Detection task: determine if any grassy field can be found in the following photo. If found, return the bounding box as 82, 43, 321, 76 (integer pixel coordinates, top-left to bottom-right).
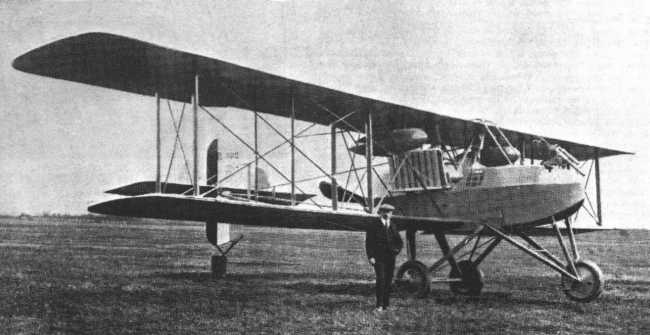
0, 216, 648, 334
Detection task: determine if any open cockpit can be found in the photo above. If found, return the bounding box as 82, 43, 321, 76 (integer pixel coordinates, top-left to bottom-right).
349, 119, 586, 196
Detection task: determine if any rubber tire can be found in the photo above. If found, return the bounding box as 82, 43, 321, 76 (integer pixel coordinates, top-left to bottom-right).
211, 255, 227, 279
449, 260, 484, 296
561, 260, 603, 303
395, 260, 431, 298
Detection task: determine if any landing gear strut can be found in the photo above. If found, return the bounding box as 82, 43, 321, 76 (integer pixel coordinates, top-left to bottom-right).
396, 227, 493, 298
395, 217, 603, 302
480, 217, 604, 302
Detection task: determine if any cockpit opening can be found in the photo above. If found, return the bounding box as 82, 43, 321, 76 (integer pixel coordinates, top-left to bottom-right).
455, 121, 521, 168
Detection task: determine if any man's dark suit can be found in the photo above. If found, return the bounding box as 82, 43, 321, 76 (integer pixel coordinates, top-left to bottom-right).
365, 218, 403, 308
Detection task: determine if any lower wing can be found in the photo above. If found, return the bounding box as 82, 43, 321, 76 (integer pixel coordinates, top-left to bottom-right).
105, 180, 316, 205
88, 194, 471, 232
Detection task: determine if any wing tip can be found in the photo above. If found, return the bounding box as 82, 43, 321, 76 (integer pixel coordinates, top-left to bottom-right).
599, 148, 634, 159
87, 200, 116, 216
11, 54, 28, 72
12, 31, 131, 73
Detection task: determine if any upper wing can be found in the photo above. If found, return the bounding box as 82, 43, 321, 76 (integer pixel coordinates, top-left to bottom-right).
87, 194, 470, 232
13, 32, 631, 160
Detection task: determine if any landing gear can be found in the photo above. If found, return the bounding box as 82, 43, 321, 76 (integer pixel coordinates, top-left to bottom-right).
449, 260, 484, 296
206, 221, 243, 279
395, 227, 493, 298
395, 216, 604, 302
482, 217, 605, 303
395, 260, 430, 298
561, 260, 603, 302
211, 254, 228, 279
395, 230, 431, 298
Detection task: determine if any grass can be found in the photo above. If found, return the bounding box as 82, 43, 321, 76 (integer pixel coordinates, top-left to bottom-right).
0, 217, 648, 334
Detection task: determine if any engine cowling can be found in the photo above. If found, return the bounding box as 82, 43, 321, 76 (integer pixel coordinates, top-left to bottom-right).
349, 128, 428, 156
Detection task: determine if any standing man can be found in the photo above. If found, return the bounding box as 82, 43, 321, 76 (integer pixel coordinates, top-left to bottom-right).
366, 203, 403, 312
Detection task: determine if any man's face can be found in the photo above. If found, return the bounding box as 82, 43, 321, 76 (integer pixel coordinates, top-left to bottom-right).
380, 211, 392, 221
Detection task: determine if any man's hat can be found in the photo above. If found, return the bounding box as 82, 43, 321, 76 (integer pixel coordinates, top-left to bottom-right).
378, 203, 395, 213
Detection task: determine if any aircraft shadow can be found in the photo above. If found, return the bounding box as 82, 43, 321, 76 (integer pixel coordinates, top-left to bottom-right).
281, 279, 641, 311
148, 271, 369, 283
230, 260, 297, 267
607, 278, 650, 287
151, 272, 213, 282
282, 281, 374, 296
143, 272, 648, 310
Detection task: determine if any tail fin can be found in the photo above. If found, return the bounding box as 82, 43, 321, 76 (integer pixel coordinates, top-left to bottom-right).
254, 167, 270, 190
207, 139, 219, 185
206, 140, 232, 250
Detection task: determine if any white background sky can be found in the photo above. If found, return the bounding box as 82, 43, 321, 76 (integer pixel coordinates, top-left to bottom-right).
1, 0, 648, 228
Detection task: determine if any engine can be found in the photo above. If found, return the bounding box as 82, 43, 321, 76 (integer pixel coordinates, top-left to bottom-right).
349, 128, 428, 156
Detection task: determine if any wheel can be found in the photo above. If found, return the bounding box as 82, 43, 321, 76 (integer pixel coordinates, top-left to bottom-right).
211, 255, 227, 279
395, 260, 431, 298
561, 260, 603, 302
449, 260, 484, 296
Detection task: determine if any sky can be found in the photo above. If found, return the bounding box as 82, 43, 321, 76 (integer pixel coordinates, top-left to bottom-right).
0, 0, 648, 228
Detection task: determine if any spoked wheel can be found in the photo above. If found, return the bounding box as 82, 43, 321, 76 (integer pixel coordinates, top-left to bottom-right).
449, 260, 484, 296
395, 260, 431, 298
561, 260, 603, 302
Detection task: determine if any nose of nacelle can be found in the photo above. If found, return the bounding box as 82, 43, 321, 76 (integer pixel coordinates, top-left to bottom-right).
494, 167, 586, 227
538, 176, 585, 224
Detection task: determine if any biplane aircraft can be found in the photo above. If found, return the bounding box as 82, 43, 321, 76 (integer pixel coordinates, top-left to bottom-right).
13, 32, 632, 303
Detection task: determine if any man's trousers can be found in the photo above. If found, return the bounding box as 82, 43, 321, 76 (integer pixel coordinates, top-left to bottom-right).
373, 255, 396, 308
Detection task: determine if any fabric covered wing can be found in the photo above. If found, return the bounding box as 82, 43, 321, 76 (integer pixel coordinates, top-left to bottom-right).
87, 195, 468, 232
105, 180, 316, 204
13, 32, 630, 160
